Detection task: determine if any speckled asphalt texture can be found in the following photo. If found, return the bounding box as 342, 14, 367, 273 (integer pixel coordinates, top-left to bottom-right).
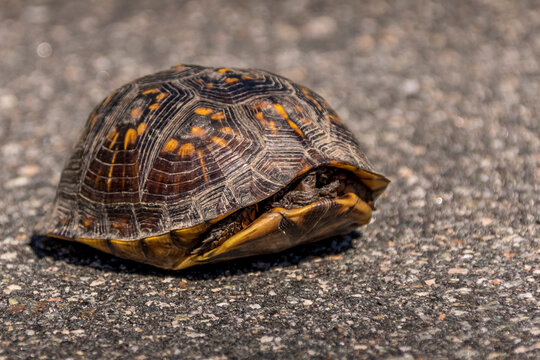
1, 0, 538, 359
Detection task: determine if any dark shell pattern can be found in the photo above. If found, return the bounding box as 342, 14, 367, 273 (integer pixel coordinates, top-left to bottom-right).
36, 64, 386, 242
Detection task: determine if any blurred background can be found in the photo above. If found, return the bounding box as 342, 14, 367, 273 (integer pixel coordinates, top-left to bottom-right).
0, 1, 538, 358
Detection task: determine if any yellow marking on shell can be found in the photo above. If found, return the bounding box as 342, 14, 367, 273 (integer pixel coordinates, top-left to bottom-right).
273, 103, 289, 119
211, 136, 227, 148
124, 128, 137, 149
255, 112, 278, 135
220, 126, 233, 135
274, 103, 303, 135
191, 126, 206, 137
142, 88, 159, 95
156, 92, 168, 101
163, 138, 179, 153
107, 152, 118, 192
205, 82, 214, 89
148, 103, 160, 110
109, 151, 118, 166
210, 111, 225, 120
107, 131, 119, 150
198, 150, 209, 182
217, 68, 232, 73
225, 77, 239, 84
287, 120, 304, 137
137, 122, 147, 136
268, 121, 278, 134
194, 107, 214, 116
178, 143, 195, 157
241, 74, 256, 80
130, 107, 142, 119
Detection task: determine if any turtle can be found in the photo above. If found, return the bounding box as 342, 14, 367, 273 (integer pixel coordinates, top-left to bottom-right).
35, 64, 389, 270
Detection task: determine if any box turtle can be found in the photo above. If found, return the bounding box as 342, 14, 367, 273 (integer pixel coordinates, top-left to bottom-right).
35, 64, 389, 270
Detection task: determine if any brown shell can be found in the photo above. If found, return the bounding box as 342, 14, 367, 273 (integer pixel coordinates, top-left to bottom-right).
36, 64, 389, 241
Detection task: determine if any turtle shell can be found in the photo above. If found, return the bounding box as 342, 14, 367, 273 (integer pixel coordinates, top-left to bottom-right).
35, 64, 389, 268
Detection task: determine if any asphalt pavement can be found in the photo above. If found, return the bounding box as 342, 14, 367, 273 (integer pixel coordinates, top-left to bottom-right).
0, 1, 538, 359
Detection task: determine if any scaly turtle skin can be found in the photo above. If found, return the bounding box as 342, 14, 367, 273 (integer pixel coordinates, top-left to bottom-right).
35, 64, 389, 270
